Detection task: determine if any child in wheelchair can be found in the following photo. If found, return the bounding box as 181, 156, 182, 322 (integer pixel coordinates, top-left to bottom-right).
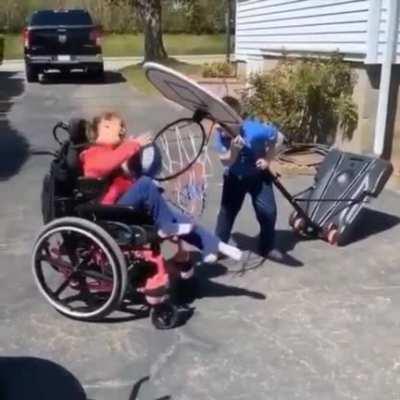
81, 111, 242, 264
32, 111, 242, 328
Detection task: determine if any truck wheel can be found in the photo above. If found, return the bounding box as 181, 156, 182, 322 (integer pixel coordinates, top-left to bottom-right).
26, 63, 39, 83
90, 64, 104, 82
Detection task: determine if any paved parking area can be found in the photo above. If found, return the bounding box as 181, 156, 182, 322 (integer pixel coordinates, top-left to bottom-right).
0, 69, 400, 400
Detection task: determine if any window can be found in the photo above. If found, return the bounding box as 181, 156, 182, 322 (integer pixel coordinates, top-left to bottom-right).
30, 10, 93, 26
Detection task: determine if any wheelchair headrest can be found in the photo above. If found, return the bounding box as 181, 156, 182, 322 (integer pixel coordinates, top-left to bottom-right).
68, 118, 90, 147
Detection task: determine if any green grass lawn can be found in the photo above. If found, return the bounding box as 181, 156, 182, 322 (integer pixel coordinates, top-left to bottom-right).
121, 59, 203, 96
3, 33, 225, 60
0, 35, 4, 64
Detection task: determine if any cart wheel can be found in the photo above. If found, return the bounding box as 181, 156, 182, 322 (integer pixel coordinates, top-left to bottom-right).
293, 217, 306, 233
150, 303, 179, 330
327, 222, 336, 231
327, 228, 340, 246
289, 211, 298, 228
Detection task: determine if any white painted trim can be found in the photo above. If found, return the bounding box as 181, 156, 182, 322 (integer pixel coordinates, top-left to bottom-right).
366, 0, 382, 63
374, 0, 400, 156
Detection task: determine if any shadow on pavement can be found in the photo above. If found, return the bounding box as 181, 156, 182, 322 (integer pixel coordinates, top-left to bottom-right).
128, 376, 171, 400
1, 358, 173, 400
342, 207, 400, 245
232, 231, 304, 268
40, 70, 126, 85
172, 261, 267, 310
0, 71, 30, 181
0, 357, 87, 400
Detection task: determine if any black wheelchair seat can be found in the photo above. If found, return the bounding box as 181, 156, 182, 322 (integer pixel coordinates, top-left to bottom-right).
75, 202, 154, 225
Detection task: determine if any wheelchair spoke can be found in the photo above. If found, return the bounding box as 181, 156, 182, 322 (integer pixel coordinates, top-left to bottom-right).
37, 254, 73, 272
54, 272, 78, 297
80, 269, 113, 282
54, 260, 86, 297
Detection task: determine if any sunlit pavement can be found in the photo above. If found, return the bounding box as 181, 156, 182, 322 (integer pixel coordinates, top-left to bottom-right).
0, 69, 399, 400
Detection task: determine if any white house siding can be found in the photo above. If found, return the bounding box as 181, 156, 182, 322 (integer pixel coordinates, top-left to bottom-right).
235, 0, 371, 63
376, 0, 400, 63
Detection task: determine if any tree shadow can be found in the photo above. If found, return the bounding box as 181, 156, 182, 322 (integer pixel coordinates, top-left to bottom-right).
0, 71, 30, 181
0, 357, 87, 400
128, 376, 171, 400
40, 71, 126, 85
341, 207, 400, 245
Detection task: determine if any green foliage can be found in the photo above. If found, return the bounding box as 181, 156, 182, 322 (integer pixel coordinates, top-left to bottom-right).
162, 0, 227, 34
0, 0, 228, 34
242, 54, 359, 144
0, 35, 3, 64
202, 61, 235, 78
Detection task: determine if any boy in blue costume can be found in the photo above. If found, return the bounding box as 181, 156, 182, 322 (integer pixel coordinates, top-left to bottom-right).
214, 96, 289, 262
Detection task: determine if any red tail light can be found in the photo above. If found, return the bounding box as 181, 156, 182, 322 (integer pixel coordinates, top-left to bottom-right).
90, 28, 102, 47
22, 27, 31, 48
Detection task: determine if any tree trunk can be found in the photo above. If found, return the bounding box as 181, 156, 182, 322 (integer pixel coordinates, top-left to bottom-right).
136, 0, 168, 62
226, 0, 233, 63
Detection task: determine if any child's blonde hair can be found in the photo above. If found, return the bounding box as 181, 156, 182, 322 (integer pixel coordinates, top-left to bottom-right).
89, 111, 127, 142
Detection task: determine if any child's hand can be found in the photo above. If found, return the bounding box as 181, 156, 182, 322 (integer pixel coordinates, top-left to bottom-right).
256, 158, 270, 171
135, 132, 152, 147
232, 135, 245, 150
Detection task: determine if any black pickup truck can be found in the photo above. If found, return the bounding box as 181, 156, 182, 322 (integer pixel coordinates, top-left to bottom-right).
23, 9, 104, 82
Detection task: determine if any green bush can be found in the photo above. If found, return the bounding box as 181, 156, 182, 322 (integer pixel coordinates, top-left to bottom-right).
202, 62, 235, 78
242, 54, 359, 144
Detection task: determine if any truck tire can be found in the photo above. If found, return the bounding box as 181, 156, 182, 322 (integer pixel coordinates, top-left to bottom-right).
90, 64, 104, 82
26, 63, 39, 83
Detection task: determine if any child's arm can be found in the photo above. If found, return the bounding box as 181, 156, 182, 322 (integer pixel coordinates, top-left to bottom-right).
84, 140, 141, 178
256, 131, 285, 172
214, 128, 244, 167
219, 136, 244, 166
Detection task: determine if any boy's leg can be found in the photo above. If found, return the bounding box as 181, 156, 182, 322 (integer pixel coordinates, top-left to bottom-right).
178, 223, 241, 262
215, 174, 247, 243
118, 176, 191, 235
249, 174, 277, 255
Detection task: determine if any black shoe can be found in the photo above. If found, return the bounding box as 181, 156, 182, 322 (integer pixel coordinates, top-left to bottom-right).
262, 248, 303, 267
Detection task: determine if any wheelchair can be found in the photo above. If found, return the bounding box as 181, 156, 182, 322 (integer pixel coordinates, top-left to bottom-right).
31, 118, 195, 329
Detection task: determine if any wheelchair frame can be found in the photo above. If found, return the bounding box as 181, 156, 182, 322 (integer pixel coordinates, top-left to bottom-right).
32, 118, 204, 329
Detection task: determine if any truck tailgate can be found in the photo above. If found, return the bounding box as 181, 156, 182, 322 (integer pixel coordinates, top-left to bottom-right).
29, 26, 99, 55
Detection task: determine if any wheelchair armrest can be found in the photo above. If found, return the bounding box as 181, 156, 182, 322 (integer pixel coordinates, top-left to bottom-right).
76, 177, 109, 199
75, 202, 154, 225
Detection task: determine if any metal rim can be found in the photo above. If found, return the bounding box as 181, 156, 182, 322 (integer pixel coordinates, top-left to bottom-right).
32, 224, 122, 319
152, 118, 207, 182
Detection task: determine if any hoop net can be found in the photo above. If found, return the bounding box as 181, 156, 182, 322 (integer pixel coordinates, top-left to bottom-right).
156, 120, 214, 218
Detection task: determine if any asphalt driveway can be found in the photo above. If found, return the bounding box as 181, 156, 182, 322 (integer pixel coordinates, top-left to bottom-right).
0, 68, 400, 400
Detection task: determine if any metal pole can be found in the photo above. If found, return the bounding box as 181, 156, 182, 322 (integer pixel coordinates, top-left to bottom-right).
374, 0, 399, 156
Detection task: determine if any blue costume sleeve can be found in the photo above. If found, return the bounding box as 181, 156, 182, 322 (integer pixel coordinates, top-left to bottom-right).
213, 128, 232, 154
241, 118, 278, 148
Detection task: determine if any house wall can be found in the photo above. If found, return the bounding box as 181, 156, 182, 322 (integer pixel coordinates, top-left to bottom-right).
236, 0, 370, 62
235, 0, 400, 177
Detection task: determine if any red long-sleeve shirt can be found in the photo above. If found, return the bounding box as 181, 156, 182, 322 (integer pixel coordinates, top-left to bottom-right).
80, 140, 141, 204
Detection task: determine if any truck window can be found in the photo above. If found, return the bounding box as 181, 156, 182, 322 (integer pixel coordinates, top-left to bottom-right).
30, 10, 93, 26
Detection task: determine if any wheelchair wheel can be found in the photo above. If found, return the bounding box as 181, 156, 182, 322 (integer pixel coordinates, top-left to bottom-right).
150, 303, 179, 330
32, 217, 127, 321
